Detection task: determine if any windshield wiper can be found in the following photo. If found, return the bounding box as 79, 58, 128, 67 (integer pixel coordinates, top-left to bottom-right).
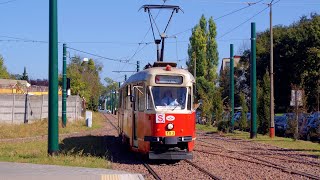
172, 104, 180, 111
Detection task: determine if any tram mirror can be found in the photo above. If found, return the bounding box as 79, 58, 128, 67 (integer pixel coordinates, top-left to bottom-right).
193, 99, 202, 110
193, 103, 200, 110
132, 86, 144, 95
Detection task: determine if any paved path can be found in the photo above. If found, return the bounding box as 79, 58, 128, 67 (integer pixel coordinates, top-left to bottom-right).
0, 162, 144, 180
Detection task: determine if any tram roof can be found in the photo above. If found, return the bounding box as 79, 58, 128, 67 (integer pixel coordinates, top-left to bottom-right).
121, 66, 195, 88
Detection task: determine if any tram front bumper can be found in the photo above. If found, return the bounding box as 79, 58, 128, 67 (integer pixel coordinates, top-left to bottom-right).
149, 151, 193, 160
144, 136, 192, 144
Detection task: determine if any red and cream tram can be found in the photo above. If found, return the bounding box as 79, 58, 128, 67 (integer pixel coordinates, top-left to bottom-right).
117, 62, 196, 160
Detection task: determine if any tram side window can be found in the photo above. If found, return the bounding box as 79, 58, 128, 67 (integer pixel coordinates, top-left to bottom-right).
187, 87, 191, 110
119, 90, 122, 108
125, 85, 129, 109
138, 86, 145, 111
134, 86, 139, 111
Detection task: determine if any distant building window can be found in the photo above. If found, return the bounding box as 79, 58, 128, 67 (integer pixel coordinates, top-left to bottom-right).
225, 62, 230, 68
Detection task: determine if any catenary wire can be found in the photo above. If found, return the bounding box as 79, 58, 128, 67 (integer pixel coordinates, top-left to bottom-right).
0, 0, 18, 5
67, 46, 137, 65
169, 0, 265, 38
217, 0, 281, 39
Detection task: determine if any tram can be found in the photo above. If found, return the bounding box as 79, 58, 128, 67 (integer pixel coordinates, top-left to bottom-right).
117, 62, 196, 159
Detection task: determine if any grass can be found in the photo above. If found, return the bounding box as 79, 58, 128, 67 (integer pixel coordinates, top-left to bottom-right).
196, 124, 218, 132
0, 112, 111, 168
0, 112, 105, 139
0, 137, 111, 168
196, 124, 320, 157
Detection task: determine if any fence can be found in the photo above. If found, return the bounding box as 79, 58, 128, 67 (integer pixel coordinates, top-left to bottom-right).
0, 94, 83, 124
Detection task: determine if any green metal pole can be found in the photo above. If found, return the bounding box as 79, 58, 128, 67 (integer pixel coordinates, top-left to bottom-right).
108, 93, 111, 111
250, 22, 257, 139
111, 90, 114, 114
137, 61, 140, 72
62, 43, 67, 128
106, 95, 109, 111
230, 44, 235, 132
114, 90, 117, 115
48, 0, 59, 155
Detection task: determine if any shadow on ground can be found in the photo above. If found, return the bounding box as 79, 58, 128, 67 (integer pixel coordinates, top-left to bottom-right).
59, 135, 179, 165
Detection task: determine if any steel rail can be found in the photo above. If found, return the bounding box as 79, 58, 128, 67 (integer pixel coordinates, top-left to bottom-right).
184, 160, 222, 180
143, 163, 162, 180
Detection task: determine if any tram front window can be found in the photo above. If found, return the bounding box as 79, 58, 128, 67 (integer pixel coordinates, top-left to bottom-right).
151, 87, 187, 110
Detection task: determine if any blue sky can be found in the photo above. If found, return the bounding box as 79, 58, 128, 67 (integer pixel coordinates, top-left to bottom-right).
0, 0, 318, 83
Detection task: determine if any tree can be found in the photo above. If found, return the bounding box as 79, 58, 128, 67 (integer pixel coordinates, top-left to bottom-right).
0, 55, 10, 79
21, 67, 29, 81
101, 77, 120, 110
257, 71, 271, 135
239, 92, 248, 131
187, 15, 223, 125
66, 56, 103, 111
254, 13, 320, 112
219, 67, 230, 106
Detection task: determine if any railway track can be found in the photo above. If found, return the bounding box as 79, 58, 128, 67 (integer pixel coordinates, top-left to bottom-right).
103, 113, 164, 180
197, 139, 320, 180
104, 113, 221, 180
101, 113, 118, 130
184, 160, 222, 180
197, 132, 320, 167
143, 163, 162, 180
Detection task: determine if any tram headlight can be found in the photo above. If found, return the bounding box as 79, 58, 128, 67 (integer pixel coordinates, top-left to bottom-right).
167, 123, 174, 130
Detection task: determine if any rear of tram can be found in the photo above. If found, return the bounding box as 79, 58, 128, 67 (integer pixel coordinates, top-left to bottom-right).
144, 67, 196, 160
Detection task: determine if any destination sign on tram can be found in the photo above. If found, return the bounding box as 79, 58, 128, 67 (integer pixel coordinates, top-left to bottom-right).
155, 75, 183, 84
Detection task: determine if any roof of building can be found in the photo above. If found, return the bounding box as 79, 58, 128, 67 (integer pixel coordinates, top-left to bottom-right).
0, 79, 30, 87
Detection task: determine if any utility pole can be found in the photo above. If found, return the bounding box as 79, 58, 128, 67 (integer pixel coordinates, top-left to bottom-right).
48, 0, 59, 155
250, 22, 257, 139
62, 43, 67, 128
294, 88, 299, 140
230, 44, 235, 132
269, 0, 275, 138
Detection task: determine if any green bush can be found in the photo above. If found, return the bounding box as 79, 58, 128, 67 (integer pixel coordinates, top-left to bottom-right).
217, 121, 229, 133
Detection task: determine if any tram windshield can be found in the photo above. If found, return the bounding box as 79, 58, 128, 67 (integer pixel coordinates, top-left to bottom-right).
150, 86, 188, 110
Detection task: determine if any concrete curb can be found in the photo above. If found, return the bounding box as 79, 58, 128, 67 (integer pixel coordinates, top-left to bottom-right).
0, 162, 144, 180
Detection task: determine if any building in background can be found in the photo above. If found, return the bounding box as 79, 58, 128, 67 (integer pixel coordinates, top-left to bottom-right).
219, 56, 241, 75
0, 79, 61, 95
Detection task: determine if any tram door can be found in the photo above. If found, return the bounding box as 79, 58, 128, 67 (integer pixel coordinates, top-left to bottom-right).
132, 87, 139, 148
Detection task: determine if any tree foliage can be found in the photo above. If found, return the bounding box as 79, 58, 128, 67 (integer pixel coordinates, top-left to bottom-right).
255, 13, 320, 112
239, 92, 248, 131
21, 67, 29, 81
0, 55, 10, 79
66, 56, 103, 111
257, 71, 271, 135
187, 15, 223, 124
219, 50, 251, 109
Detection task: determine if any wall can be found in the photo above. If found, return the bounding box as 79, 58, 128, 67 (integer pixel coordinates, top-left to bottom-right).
0, 94, 83, 124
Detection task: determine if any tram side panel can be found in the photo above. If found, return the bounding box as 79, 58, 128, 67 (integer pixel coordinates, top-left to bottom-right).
119, 94, 134, 147
137, 112, 151, 153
